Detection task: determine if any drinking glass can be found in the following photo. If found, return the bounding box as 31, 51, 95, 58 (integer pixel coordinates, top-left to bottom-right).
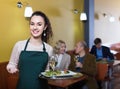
49, 55, 58, 71
74, 55, 79, 62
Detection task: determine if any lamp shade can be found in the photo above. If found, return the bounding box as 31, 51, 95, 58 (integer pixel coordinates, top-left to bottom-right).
24, 6, 33, 17
109, 16, 115, 22
80, 12, 87, 21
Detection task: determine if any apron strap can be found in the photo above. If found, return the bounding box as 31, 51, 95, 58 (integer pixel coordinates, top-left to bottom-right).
42, 42, 46, 52
24, 38, 30, 51
24, 38, 46, 52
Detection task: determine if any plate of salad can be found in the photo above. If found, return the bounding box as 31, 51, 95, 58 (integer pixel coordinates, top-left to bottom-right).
41, 70, 78, 78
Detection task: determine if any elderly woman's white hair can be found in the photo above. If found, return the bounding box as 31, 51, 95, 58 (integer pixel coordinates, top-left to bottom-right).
53, 40, 66, 54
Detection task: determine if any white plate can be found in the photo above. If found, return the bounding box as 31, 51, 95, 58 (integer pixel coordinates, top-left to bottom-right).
41, 70, 77, 77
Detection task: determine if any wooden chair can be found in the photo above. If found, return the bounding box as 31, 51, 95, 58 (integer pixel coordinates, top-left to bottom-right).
114, 53, 120, 60
96, 63, 108, 80
96, 63, 110, 89
66, 50, 76, 71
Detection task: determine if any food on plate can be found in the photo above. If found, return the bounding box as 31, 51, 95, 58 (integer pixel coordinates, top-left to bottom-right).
42, 70, 78, 78
64, 69, 70, 74
44, 70, 61, 77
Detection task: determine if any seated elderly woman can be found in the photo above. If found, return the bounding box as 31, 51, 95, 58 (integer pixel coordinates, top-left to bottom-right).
51, 40, 71, 71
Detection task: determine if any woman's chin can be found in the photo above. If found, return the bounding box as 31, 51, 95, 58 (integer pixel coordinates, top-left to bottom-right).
32, 35, 41, 39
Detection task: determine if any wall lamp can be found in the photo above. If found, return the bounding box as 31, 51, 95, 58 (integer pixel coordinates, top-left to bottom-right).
17, 1, 33, 17
73, 9, 87, 21
102, 13, 115, 22
17, 1, 23, 8
80, 13, 87, 21
95, 12, 115, 22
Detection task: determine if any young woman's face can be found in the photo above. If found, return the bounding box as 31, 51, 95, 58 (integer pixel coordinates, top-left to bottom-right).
30, 15, 46, 38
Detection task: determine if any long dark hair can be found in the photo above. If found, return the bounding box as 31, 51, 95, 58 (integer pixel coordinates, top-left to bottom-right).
30, 11, 53, 43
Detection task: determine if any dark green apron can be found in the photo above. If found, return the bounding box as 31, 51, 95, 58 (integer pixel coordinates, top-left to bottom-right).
16, 39, 49, 89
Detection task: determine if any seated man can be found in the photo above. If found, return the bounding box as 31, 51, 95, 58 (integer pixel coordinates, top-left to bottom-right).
71, 41, 98, 89
90, 38, 114, 61
90, 38, 114, 89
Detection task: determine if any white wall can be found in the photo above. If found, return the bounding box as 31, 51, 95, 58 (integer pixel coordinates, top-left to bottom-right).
94, 0, 120, 45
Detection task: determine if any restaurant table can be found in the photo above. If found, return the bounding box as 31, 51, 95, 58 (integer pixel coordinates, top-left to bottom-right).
39, 73, 87, 89
96, 60, 114, 69
96, 59, 114, 64
96, 59, 114, 68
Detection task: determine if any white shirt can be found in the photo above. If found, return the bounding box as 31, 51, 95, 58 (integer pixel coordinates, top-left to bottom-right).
56, 54, 63, 67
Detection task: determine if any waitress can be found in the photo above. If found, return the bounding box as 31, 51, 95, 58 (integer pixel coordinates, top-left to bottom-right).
6, 11, 53, 89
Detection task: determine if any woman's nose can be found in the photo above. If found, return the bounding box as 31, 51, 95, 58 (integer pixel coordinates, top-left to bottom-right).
33, 26, 37, 30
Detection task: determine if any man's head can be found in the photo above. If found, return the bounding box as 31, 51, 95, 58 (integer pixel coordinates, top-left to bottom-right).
74, 41, 87, 54
94, 38, 102, 49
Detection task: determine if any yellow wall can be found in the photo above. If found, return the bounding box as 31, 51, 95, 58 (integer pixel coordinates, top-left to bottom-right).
0, 0, 84, 62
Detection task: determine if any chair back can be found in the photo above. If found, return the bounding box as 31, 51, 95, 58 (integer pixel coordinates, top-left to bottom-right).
96, 63, 108, 81
66, 50, 76, 71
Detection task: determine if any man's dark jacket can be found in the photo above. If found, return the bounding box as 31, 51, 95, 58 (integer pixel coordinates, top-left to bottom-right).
90, 45, 114, 59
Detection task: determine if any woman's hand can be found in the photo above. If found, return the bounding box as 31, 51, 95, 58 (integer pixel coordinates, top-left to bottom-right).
76, 62, 83, 68
6, 64, 18, 74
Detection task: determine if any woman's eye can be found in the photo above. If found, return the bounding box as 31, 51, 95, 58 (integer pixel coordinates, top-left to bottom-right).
30, 22, 34, 25
30, 22, 43, 26
38, 23, 42, 26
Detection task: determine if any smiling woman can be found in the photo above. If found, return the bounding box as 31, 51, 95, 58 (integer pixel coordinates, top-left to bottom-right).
52, 40, 71, 71
6, 11, 53, 89
29, 11, 53, 43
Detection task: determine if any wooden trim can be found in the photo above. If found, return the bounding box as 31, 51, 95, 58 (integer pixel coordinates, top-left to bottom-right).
0, 62, 8, 89
0, 62, 19, 89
